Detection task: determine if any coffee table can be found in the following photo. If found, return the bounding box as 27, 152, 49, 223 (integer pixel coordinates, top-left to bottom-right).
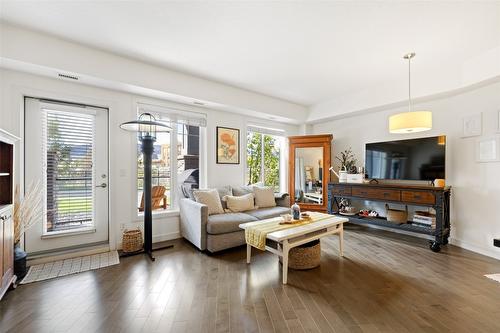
239, 214, 348, 284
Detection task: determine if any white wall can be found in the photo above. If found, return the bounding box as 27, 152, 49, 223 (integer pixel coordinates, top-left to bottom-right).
308, 47, 500, 123
313, 80, 500, 259
0, 22, 307, 124
0, 68, 299, 252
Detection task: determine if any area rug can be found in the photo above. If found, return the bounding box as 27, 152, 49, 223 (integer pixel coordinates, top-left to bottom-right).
20, 251, 120, 284
485, 274, 500, 283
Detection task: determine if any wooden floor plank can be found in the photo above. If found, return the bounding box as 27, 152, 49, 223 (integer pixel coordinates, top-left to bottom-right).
2, 227, 500, 333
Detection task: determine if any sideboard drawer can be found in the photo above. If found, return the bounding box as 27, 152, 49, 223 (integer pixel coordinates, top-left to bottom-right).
331, 186, 352, 196
352, 187, 380, 198
374, 189, 401, 201
401, 191, 435, 205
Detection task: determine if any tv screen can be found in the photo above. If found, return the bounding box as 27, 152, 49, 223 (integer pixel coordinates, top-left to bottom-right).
365, 136, 445, 181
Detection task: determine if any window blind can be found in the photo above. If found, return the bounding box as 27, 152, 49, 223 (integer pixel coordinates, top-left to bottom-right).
137, 102, 207, 127
247, 124, 285, 137
42, 108, 95, 232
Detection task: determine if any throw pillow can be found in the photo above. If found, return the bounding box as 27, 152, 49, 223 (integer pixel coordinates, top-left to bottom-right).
253, 186, 276, 208
232, 183, 263, 196
216, 186, 233, 210
193, 189, 224, 215
225, 193, 256, 212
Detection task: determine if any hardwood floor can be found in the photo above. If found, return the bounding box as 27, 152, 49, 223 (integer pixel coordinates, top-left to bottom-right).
2, 226, 500, 333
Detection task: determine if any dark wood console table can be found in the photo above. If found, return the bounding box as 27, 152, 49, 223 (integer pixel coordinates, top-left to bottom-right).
328, 182, 451, 252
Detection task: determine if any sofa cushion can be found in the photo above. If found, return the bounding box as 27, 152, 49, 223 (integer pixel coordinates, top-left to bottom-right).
216, 186, 233, 210
244, 206, 291, 220
232, 185, 253, 197
207, 213, 258, 234
226, 193, 256, 212
232, 182, 264, 196
253, 186, 276, 208
193, 189, 224, 215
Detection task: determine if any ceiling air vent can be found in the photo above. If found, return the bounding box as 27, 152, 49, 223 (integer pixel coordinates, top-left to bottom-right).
58, 73, 79, 81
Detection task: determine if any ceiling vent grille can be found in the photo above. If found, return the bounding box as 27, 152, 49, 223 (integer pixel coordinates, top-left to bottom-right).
58, 73, 79, 81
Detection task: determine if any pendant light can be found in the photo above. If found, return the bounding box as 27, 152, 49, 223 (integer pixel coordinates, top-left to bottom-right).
389, 53, 432, 134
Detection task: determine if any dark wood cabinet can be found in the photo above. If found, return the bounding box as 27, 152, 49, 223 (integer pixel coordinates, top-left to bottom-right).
0, 129, 18, 301
328, 182, 451, 252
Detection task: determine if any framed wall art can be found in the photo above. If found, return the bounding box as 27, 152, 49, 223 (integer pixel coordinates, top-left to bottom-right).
216, 126, 240, 164
462, 113, 482, 138
476, 135, 500, 163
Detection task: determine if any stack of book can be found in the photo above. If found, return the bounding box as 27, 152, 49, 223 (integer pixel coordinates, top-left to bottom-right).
412, 211, 436, 229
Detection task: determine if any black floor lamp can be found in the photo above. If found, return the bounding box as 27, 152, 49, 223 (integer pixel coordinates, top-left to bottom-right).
120, 112, 173, 261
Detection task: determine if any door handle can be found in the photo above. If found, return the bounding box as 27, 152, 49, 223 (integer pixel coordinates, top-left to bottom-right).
96, 183, 107, 188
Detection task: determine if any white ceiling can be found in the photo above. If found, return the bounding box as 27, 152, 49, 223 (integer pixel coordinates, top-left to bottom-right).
1, 1, 499, 106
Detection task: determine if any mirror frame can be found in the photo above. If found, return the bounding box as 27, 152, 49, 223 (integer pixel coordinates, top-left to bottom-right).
288, 134, 332, 212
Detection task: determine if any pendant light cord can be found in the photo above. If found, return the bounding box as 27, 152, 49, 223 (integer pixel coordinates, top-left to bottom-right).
408, 54, 412, 113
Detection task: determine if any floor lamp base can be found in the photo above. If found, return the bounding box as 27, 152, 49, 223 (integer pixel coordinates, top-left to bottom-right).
120, 243, 174, 261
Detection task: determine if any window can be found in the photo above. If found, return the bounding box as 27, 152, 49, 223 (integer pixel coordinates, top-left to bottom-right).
136, 104, 205, 213
245, 126, 284, 192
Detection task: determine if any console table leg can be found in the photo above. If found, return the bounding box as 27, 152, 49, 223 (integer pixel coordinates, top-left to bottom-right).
282, 240, 290, 284
246, 244, 251, 264
339, 225, 344, 257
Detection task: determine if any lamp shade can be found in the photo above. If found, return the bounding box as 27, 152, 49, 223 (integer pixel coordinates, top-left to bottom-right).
389, 111, 432, 134
119, 112, 171, 140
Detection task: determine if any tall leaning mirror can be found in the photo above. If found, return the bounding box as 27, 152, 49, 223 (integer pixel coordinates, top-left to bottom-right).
288, 135, 332, 212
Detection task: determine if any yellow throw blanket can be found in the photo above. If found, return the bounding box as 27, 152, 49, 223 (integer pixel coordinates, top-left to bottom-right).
244, 211, 332, 250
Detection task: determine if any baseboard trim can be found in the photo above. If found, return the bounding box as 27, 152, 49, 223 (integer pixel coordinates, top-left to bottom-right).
27, 244, 111, 265
450, 238, 500, 260
153, 231, 181, 243
116, 231, 181, 250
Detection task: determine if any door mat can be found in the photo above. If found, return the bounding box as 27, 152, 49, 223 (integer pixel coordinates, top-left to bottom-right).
20, 251, 120, 284
485, 274, 500, 283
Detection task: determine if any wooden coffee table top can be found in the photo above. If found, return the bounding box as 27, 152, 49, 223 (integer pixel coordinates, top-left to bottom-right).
239, 214, 348, 242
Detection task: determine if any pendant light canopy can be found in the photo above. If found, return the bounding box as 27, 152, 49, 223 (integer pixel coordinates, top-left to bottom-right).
389, 53, 432, 134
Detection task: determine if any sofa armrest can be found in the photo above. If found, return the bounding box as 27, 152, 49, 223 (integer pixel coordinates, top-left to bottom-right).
179, 198, 208, 251
274, 193, 290, 208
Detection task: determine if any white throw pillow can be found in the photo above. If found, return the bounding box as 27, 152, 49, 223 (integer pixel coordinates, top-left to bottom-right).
225, 193, 256, 212
253, 186, 276, 208
193, 189, 224, 215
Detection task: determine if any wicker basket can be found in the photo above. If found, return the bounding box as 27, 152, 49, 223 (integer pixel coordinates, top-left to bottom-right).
385, 204, 408, 224
122, 229, 143, 253
279, 240, 321, 270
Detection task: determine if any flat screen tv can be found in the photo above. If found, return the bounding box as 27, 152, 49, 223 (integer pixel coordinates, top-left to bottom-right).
365, 136, 445, 181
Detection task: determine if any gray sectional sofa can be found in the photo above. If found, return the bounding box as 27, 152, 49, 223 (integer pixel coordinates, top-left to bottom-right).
179, 186, 290, 252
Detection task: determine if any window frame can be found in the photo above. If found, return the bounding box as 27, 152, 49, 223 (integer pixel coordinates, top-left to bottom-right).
132, 102, 206, 220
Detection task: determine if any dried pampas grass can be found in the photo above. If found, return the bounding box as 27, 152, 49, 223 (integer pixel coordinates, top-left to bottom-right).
13, 181, 44, 244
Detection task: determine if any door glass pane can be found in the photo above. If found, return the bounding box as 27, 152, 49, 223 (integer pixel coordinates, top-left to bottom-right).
44, 109, 95, 233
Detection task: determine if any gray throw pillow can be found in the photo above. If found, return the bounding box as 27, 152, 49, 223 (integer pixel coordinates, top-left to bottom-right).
216, 186, 233, 210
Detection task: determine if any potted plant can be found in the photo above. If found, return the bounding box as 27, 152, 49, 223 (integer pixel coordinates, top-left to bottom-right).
333, 148, 357, 182
13, 182, 43, 279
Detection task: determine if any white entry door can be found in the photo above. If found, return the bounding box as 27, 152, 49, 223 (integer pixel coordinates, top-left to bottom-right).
24, 98, 109, 254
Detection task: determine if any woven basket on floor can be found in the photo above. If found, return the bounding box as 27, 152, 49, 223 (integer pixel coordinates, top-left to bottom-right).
279, 240, 321, 270
122, 229, 143, 253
